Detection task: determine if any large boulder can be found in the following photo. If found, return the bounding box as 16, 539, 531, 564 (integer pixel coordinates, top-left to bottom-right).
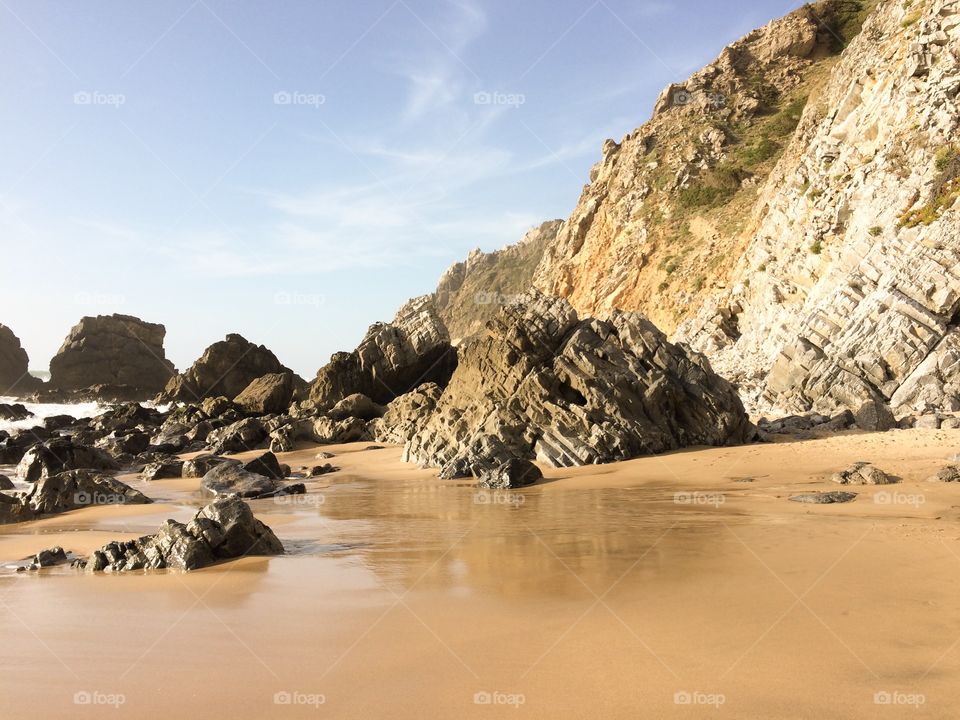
48, 315, 175, 397
308, 295, 457, 409
404, 291, 753, 477
1, 470, 151, 524
370, 383, 442, 445
84, 496, 284, 572
206, 417, 268, 454
16, 437, 119, 482
233, 372, 297, 415
0, 324, 41, 395
161, 334, 294, 403
200, 461, 303, 499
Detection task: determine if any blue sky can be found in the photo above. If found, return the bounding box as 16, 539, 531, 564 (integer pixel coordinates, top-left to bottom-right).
1, 0, 802, 377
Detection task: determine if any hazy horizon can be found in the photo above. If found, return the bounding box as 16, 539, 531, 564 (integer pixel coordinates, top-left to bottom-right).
2, 0, 804, 377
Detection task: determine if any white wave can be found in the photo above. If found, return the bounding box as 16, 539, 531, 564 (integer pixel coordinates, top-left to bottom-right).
0, 396, 105, 434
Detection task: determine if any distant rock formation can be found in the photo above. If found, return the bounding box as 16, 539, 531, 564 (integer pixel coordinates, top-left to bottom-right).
394, 291, 752, 477
48, 314, 175, 397
0, 324, 41, 395
308, 295, 457, 409
161, 333, 295, 403
433, 220, 561, 342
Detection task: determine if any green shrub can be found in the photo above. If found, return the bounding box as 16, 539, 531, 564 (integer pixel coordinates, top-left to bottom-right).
868, 225, 882, 236
810, 239, 823, 254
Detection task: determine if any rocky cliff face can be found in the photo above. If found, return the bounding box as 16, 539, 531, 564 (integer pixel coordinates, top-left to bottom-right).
0, 324, 40, 395
48, 314, 175, 396
433, 220, 561, 342
677, 0, 960, 414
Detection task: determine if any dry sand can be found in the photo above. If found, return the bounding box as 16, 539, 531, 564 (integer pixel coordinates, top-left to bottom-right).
1, 429, 959, 719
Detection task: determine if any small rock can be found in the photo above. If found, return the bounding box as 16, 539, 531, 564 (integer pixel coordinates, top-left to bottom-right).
831, 462, 896, 485
476, 458, 543, 490
789, 491, 858, 504
308, 464, 338, 477
926, 465, 960, 483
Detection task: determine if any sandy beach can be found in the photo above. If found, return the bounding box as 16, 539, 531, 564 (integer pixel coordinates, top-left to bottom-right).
2, 429, 959, 719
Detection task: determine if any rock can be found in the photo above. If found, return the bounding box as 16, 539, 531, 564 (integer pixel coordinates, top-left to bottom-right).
926, 465, 960, 483
308, 295, 457, 408
233, 372, 297, 415
13, 469, 150, 519
200, 461, 302, 499
206, 417, 267, 454
26, 546, 69, 570
0, 474, 14, 490
315, 451, 335, 459
942, 417, 960, 430
161, 333, 296, 403
16, 437, 119, 482
0, 403, 32, 422
831, 462, 896, 485
476, 458, 543, 489
84, 496, 284, 572
915, 414, 942, 429
789, 491, 858, 504
308, 464, 338, 477
369, 383, 442, 445
329, 393, 386, 421
200, 396, 237, 418
854, 400, 897, 432
268, 423, 298, 453
312, 416, 369, 444
182, 454, 232, 478
44, 414, 78, 431
142, 459, 184, 481
48, 314, 175, 397
404, 291, 752, 476
95, 430, 151, 457
0, 492, 34, 524
0, 324, 41, 395
242, 451, 285, 480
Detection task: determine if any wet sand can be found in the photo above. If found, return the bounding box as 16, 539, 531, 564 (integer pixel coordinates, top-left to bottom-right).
1, 430, 959, 719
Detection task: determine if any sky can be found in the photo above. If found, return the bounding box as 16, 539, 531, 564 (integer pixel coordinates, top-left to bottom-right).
0, 0, 803, 378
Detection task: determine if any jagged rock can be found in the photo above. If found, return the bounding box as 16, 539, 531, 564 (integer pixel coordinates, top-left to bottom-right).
84, 496, 284, 572
200, 396, 237, 418
308, 295, 457, 408
200, 461, 302, 499
476, 458, 543, 489
47, 315, 175, 397
0, 474, 14, 490
16, 437, 119, 482
854, 400, 897, 432
44, 415, 78, 431
0, 403, 32, 422
0, 429, 50, 465
206, 417, 267, 454
926, 465, 960, 483
329, 393, 386, 421
23, 546, 70, 570
789, 491, 858, 504
404, 292, 752, 476
0, 324, 41, 395
312, 416, 369, 444
308, 464, 338, 477
242, 451, 285, 480
831, 462, 896, 485
233, 372, 297, 415
142, 459, 184, 481
95, 430, 151, 457
369, 383, 442, 445
182, 454, 232, 478
161, 334, 294, 403
0, 470, 150, 523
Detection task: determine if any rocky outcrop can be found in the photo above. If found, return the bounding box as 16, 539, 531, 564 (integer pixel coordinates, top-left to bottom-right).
233, 372, 298, 415
161, 334, 294, 403
83, 496, 284, 572
402, 291, 752, 477
370, 383, 443, 445
48, 315, 175, 397
16, 437, 119, 482
308, 296, 457, 408
432, 220, 562, 342
1, 470, 151, 524
476, 458, 543, 489
831, 462, 895, 485
0, 324, 40, 394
